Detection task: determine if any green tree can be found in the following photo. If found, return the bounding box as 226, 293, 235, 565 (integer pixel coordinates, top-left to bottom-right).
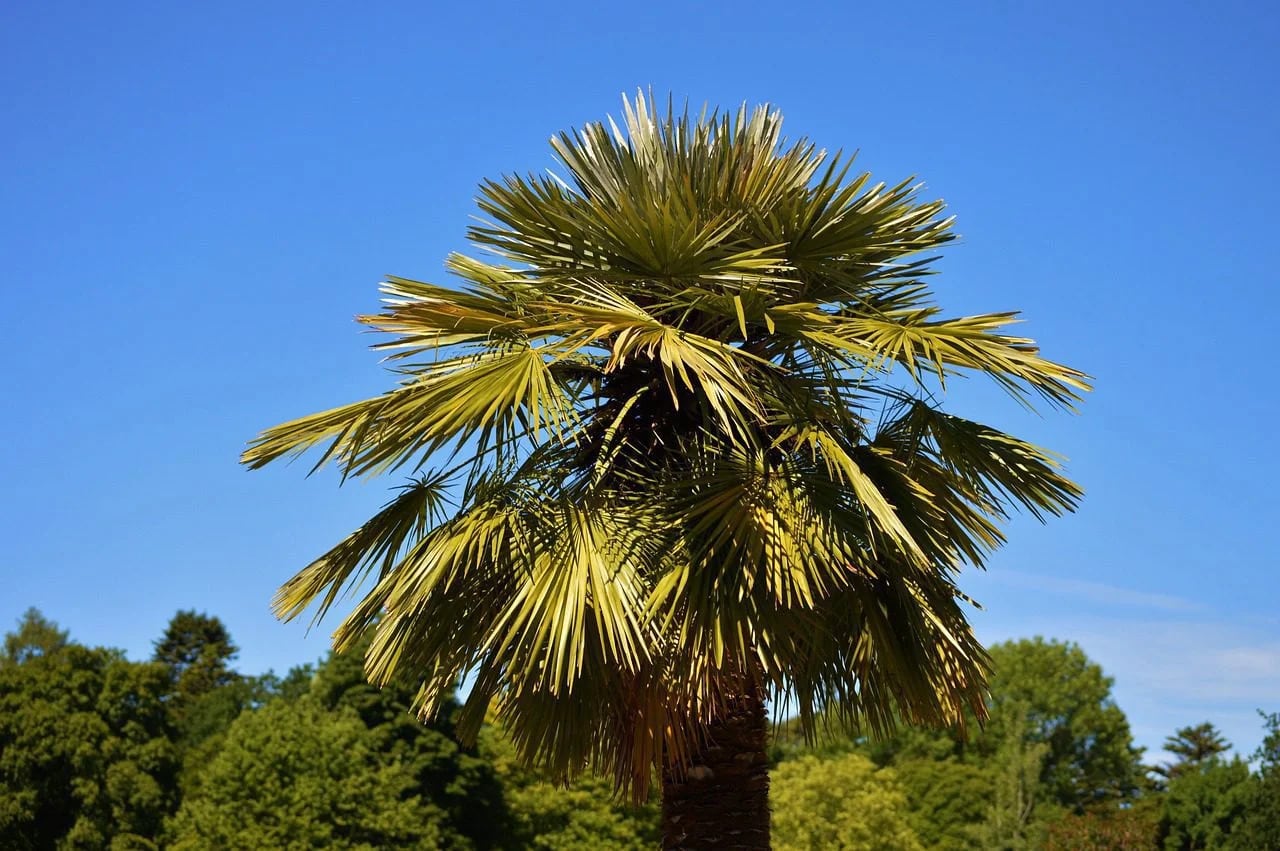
1229, 711, 1280, 850
893, 757, 991, 850
778, 638, 1150, 845
172, 666, 315, 803
0, 616, 178, 849
770, 713, 986, 847
1158, 723, 1231, 780
2, 607, 68, 664
974, 703, 1052, 850
504, 776, 658, 850
1161, 757, 1251, 850
985, 638, 1144, 810
243, 93, 1088, 848
771, 752, 922, 850
152, 610, 239, 707
862, 718, 968, 767
151, 610, 259, 785
480, 721, 659, 849
173, 669, 297, 750
167, 697, 445, 849
309, 638, 513, 848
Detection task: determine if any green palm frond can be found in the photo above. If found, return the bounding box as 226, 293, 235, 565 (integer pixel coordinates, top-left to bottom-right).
272, 471, 452, 626
243, 90, 1089, 799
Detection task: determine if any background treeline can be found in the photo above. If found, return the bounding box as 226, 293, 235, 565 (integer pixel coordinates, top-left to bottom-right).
1, 609, 1277, 850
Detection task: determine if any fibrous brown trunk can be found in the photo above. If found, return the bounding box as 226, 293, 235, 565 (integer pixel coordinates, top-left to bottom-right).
660, 681, 770, 850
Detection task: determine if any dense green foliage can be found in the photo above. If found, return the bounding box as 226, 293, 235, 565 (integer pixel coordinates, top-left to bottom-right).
893, 757, 990, 849
1043, 807, 1160, 850
487, 749, 659, 850
771, 753, 921, 850
770, 636, 1271, 851
1160, 757, 1252, 850
306, 631, 514, 848
2, 610, 1276, 849
983, 638, 1145, 810
169, 698, 446, 849
1221, 713, 1280, 850
152, 611, 239, 716
0, 610, 179, 849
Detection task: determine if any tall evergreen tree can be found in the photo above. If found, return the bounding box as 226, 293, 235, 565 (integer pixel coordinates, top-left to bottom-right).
2, 607, 68, 664
1158, 723, 1231, 780
153, 610, 239, 701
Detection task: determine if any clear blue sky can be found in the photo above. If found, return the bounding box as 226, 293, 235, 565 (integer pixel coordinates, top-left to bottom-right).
3, 0, 1277, 761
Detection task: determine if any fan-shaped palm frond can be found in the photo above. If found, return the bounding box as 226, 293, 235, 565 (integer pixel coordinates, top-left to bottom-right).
243, 91, 1088, 801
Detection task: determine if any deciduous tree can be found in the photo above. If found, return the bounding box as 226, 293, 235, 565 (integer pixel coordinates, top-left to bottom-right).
0, 614, 178, 849
771, 752, 922, 850
985, 638, 1144, 810
168, 697, 445, 849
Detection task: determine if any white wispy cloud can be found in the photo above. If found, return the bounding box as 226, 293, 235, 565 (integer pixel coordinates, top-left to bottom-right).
963, 568, 1278, 762
989, 570, 1201, 612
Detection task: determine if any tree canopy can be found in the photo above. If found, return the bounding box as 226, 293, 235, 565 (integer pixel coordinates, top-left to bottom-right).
2, 608, 1277, 849
771, 752, 923, 850
1229, 712, 1280, 849
1161, 756, 1252, 850
152, 610, 239, 698
242, 92, 1090, 798
984, 637, 1145, 810
1159, 723, 1232, 780
168, 697, 447, 849
2, 607, 68, 665
0, 627, 178, 849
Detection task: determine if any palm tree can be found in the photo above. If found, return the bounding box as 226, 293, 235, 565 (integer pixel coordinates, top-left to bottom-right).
242, 93, 1089, 849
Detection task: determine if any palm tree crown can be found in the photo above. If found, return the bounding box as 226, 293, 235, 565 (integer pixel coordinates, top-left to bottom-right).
243, 93, 1089, 798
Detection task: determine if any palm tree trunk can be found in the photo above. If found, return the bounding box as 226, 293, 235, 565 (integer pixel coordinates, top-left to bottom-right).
660, 681, 770, 850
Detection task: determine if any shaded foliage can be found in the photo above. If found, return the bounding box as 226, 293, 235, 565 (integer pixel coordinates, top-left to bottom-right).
894, 758, 991, 850
1043, 807, 1160, 850
1227, 711, 1280, 849
175, 666, 309, 751
1161, 757, 1252, 850
309, 636, 514, 849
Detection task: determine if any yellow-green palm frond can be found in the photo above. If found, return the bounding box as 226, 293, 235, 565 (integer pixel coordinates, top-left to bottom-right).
242, 90, 1089, 800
